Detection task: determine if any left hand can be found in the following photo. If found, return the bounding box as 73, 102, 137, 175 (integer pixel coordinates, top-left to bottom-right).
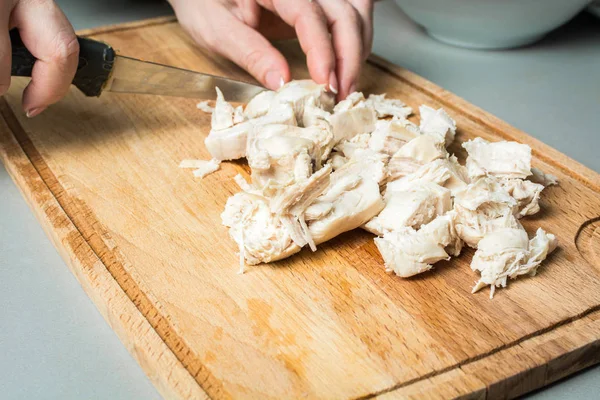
168, 0, 375, 99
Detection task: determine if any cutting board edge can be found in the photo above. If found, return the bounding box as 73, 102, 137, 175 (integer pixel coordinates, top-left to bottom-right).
0, 99, 209, 400
373, 309, 600, 399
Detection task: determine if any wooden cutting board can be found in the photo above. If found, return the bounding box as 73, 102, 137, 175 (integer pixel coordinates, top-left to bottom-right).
1, 17, 600, 400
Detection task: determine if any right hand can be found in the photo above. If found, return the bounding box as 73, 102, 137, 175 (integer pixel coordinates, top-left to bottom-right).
1, 0, 79, 117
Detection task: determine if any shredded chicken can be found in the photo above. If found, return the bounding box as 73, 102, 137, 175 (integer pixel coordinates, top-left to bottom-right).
419, 105, 456, 147
368, 118, 419, 156
179, 159, 221, 179
365, 94, 413, 119
189, 80, 559, 299
463, 138, 532, 179
387, 134, 447, 179
221, 192, 300, 265
308, 156, 386, 244
375, 214, 457, 278
471, 227, 557, 298
364, 181, 451, 236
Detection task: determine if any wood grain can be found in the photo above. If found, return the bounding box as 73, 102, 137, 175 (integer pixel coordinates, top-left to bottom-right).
0, 19, 599, 400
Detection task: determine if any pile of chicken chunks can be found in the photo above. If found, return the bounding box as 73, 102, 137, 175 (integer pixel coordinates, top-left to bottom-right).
190, 80, 558, 298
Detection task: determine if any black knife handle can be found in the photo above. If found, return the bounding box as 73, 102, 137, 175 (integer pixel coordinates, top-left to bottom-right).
10, 29, 116, 97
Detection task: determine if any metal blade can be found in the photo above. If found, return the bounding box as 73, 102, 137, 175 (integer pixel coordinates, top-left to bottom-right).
105, 56, 265, 102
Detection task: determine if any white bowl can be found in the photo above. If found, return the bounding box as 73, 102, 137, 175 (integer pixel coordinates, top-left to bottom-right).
394, 0, 593, 49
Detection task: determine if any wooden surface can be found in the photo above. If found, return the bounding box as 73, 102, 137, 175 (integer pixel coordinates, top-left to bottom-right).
1, 18, 600, 400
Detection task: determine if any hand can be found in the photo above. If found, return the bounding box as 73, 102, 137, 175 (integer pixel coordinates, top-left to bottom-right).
1, 0, 79, 117
169, 0, 374, 99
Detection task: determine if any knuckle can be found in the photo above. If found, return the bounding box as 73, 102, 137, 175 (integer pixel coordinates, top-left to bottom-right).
49, 30, 79, 63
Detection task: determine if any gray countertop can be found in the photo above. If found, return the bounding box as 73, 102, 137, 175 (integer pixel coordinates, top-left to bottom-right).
1, 1, 599, 398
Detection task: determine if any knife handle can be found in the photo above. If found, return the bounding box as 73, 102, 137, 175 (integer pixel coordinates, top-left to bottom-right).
10, 29, 115, 97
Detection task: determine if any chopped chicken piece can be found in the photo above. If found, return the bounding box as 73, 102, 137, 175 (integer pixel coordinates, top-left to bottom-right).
246, 133, 316, 191
196, 100, 214, 113
276, 80, 334, 123
205, 122, 253, 161
390, 156, 469, 195
393, 135, 446, 162
330, 107, 377, 144
222, 192, 301, 267
233, 106, 246, 124
387, 136, 448, 181
304, 202, 334, 221
211, 87, 237, 130
454, 176, 516, 211
374, 214, 457, 278
368, 118, 420, 156
463, 138, 532, 179
205, 103, 297, 161
335, 133, 371, 159
499, 178, 544, 217
471, 227, 557, 298
443, 155, 470, 194
249, 123, 333, 163
270, 165, 332, 250
419, 105, 457, 147
333, 92, 366, 113
178, 158, 221, 179
302, 97, 332, 128
308, 157, 385, 244
259, 102, 297, 126
453, 177, 520, 248
244, 90, 276, 119
387, 159, 453, 192
329, 152, 348, 170
529, 167, 559, 187
365, 94, 413, 119
333, 92, 412, 120
364, 181, 451, 236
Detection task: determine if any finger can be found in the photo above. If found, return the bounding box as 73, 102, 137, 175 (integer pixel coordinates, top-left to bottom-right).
318, 0, 364, 99
0, 2, 11, 96
11, 0, 79, 116
349, 0, 374, 60
180, 4, 290, 91
258, 0, 338, 93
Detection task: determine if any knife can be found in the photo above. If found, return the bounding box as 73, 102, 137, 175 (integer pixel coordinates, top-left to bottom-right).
9, 29, 265, 103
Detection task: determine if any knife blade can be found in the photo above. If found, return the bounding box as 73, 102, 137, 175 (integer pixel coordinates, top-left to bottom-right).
105, 56, 264, 102
10, 29, 264, 103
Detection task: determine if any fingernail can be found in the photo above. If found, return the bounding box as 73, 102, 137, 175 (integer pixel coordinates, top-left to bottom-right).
266, 70, 283, 91
279, 76, 285, 89
348, 83, 356, 95
26, 107, 46, 118
328, 71, 338, 94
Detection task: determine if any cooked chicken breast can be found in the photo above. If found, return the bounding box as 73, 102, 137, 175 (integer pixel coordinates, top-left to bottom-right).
471, 227, 557, 298
374, 214, 458, 278
463, 138, 532, 179
199, 80, 558, 298
364, 181, 451, 236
